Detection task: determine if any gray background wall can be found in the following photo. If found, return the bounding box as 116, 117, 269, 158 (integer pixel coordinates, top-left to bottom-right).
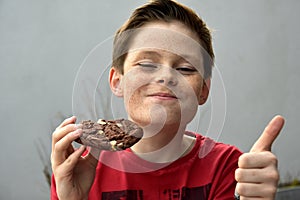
276, 187, 300, 200
0, 0, 299, 199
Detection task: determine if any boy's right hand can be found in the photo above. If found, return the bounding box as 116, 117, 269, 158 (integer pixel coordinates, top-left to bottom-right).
51, 116, 100, 200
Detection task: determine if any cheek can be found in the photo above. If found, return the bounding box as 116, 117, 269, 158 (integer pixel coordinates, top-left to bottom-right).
176, 78, 203, 122
123, 68, 151, 92
123, 85, 142, 113
188, 77, 203, 104
125, 89, 152, 126
194, 84, 203, 103
122, 75, 148, 106
122, 75, 150, 124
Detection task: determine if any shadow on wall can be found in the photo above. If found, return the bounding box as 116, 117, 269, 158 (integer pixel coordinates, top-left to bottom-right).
276, 186, 300, 200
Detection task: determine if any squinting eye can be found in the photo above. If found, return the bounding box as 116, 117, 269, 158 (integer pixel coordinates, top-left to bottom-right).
176, 66, 197, 74
138, 62, 158, 69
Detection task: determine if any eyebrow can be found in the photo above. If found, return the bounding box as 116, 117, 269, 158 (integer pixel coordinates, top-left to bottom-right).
131, 50, 192, 62
132, 50, 162, 59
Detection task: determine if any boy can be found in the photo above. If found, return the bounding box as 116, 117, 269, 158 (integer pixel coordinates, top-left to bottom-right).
51, 0, 284, 199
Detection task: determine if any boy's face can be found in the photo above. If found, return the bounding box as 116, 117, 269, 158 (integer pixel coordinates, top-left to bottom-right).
110, 21, 209, 128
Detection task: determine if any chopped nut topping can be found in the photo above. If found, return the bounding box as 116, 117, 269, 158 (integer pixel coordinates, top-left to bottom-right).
117, 142, 123, 147
110, 140, 117, 146
98, 120, 107, 125
116, 123, 122, 127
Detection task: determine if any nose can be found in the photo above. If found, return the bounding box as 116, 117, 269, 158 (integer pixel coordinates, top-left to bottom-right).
155, 66, 178, 86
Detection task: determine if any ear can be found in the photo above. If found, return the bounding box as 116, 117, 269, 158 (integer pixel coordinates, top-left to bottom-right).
198, 78, 210, 105
109, 67, 123, 97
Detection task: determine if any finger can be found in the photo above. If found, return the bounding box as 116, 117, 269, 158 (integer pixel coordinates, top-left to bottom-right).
250, 115, 285, 153
235, 168, 261, 183
52, 124, 81, 150
57, 116, 76, 129
52, 129, 83, 166
236, 182, 277, 198
235, 167, 279, 183
83, 146, 101, 169
236, 182, 261, 198
61, 145, 86, 172
238, 152, 278, 168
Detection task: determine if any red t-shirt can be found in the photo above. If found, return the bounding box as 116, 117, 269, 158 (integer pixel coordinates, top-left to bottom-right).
51, 132, 242, 200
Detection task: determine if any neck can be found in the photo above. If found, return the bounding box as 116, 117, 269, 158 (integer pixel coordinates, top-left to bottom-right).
131, 122, 196, 163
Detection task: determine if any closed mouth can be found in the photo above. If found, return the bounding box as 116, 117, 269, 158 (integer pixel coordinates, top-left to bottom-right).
148, 92, 178, 99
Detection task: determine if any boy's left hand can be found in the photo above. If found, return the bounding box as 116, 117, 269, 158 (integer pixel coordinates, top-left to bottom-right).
235, 115, 285, 199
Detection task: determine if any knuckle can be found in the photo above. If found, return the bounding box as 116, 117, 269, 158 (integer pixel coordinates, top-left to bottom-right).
238, 153, 250, 167
54, 125, 60, 131
53, 141, 63, 152
268, 170, 280, 182
235, 168, 243, 181
265, 186, 277, 197
268, 154, 278, 166
270, 186, 277, 194
235, 183, 246, 196
262, 152, 278, 167
52, 130, 59, 141
263, 151, 277, 160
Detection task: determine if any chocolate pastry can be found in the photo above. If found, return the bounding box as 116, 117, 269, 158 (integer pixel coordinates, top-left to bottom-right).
75, 119, 143, 151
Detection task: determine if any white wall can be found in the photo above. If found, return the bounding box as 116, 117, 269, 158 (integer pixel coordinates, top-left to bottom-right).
0, 0, 299, 199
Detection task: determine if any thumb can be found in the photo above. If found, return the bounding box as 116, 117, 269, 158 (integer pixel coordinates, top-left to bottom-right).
84, 146, 102, 168
250, 115, 285, 153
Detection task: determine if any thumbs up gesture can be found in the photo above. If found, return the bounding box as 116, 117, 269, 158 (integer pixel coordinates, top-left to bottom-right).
235, 115, 285, 199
